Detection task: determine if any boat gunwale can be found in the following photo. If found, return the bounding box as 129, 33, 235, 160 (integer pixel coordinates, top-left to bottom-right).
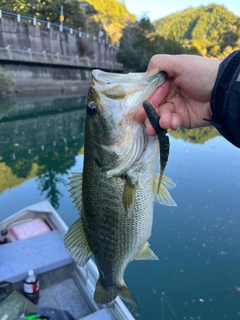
0, 200, 135, 320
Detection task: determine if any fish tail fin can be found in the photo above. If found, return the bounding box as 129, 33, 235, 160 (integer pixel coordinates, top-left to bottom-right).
94, 279, 117, 305
118, 282, 138, 307
94, 280, 138, 307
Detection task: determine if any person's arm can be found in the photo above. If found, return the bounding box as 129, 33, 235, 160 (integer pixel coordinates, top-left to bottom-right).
207, 50, 240, 148
136, 51, 240, 148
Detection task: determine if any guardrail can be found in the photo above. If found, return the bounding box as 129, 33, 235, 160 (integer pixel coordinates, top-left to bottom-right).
0, 46, 123, 70
0, 9, 118, 50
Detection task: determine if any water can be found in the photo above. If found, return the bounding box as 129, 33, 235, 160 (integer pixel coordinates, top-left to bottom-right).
1, 94, 240, 320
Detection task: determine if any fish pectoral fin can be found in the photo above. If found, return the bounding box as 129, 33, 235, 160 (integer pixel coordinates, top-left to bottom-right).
118, 282, 138, 307
94, 279, 117, 305
135, 242, 158, 260
64, 217, 92, 267
68, 172, 83, 215
153, 175, 177, 207
123, 182, 136, 218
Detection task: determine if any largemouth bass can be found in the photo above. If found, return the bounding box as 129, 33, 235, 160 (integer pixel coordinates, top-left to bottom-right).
64, 70, 176, 306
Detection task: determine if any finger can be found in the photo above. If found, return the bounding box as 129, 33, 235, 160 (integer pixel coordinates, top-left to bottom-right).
146, 54, 186, 78
159, 111, 182, 130
145, 117, 157, 136
135, 107, 147, 122
135, 79, 171, 122
145, 111, 182, 133
145, 102, 174, 133
148, 79, 171, 105
170, 113, 183, 130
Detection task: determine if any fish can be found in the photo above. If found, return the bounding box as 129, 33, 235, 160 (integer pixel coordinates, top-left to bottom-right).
64, 69, 177, 307
142, 100, 169, 193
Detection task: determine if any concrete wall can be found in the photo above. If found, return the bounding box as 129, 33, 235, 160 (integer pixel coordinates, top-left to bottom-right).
0, 18, 123, 94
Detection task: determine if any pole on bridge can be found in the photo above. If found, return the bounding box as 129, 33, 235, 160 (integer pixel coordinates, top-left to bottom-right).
60, 6, 64, 32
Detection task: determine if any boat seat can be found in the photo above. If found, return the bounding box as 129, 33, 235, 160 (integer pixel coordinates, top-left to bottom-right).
79, 308, 113, 320
0, 230, 73, 283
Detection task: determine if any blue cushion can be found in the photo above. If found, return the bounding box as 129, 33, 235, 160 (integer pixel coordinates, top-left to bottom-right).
0, 230, 73, 283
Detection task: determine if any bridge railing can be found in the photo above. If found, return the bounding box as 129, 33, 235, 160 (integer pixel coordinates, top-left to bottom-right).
0, 9, 118, 50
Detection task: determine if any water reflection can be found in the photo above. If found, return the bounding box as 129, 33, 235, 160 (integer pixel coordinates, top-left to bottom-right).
169, 126, 219, 143
0, 94, 86, 208
0, 93, 240, 319
0, 93, 220, 209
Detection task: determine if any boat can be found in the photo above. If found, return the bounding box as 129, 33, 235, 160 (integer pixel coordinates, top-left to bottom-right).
0, 201, 135, 320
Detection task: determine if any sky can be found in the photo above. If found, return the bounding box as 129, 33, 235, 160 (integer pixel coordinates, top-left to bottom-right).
124, 0, 240, 21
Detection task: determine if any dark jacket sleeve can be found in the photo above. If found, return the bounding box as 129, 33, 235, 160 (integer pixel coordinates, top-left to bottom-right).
207, 50, 240, 148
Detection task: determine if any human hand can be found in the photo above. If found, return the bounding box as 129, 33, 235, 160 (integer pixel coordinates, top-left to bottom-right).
136, 54, 221, 135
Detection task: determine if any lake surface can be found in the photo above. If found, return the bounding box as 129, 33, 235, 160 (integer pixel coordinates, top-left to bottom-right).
0, 94, 240, 320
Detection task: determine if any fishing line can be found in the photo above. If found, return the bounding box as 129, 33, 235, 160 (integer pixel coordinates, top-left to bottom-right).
161, 291, 165, 320
161, 292, 179, 320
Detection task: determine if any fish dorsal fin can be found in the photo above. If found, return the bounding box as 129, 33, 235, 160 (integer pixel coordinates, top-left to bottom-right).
135, 242, 158, 260
94, 279, 118, 305
118, 282, 138, 307
153, 174, 177, 207
64, 217, 92, 267
68, 172, 82, 215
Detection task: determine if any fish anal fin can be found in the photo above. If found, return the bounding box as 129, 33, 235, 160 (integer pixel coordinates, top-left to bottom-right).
118, 283, 138, 307
94, 280, 117, 305
135, 242, 158, 260
64, 217, 92, 267
123, 182, 136, 218
153, 175, 177, 207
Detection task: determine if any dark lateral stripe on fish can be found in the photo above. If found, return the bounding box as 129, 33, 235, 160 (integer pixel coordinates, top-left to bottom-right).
142, 100, 170, 192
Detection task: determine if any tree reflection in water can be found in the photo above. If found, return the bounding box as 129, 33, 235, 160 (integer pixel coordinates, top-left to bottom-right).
36, 141, 83, 209
0, 93, 220, 209
0, 94, 86, 208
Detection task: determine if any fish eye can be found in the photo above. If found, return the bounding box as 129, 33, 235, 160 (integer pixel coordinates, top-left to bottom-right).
87, 101, 96, 116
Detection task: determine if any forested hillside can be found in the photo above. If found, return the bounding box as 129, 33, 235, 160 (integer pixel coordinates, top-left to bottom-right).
154, 4, 240, 58
117, 18, 196, 72
82, 0, 136, 44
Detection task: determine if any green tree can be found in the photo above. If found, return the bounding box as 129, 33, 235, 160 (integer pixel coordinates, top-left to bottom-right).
80, 0, 136, 44
118, 18, 194, 72
0, 0, 88, 32
154, 4, 240, 58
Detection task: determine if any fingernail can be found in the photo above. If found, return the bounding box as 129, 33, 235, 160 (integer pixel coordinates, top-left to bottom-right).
146, 68, 159, 78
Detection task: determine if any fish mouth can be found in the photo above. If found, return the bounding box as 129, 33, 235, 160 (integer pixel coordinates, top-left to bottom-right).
91, 69, 166, 116
92, 70, 144, 85
88, 70, 166, 177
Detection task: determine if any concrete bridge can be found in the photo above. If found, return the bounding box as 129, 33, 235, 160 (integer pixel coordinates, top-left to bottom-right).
0, 11, 124, 94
